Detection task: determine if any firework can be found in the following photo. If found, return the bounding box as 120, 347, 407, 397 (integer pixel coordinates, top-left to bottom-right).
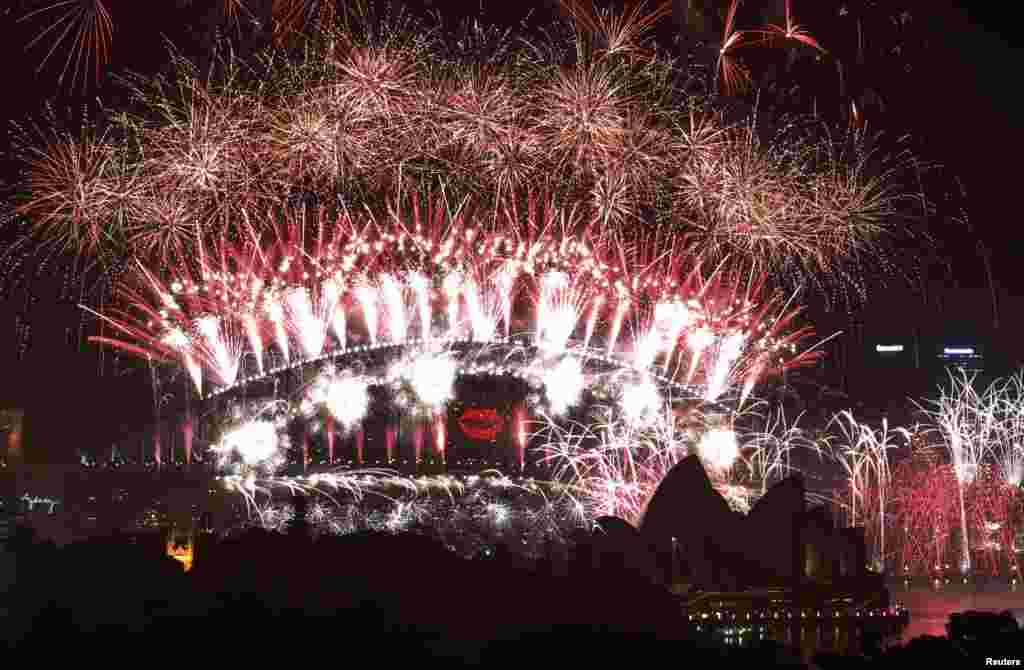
538, 355, 586, 417
741, 0, 826, 55
986, 372, 1024, 488
86, 197, 814, 410
8, 2, 950, 571
697, 426, 740, 474
272, 0, 339, 42
927, 370, 994, 572
805, 370, 1024, 577
536, 408, 667, 524
81, 191, 818, 537
713, 0, 750, 95
890, 452, 1022, 577
209, 401, 291, 476
19, 0, 114, 90
899, 370, 1024, 574
12, 1, 919, 312
828, 410, 909, 572
618, 374, 661, 426
317, 372, 371, 430
737, 404, 821, 493
889, 447, 957, 574
558, 0, 673, 62
236, 470, 583, 560
12, 114, 130, 260
394, 349, 458, 409
534, 387, 833, 525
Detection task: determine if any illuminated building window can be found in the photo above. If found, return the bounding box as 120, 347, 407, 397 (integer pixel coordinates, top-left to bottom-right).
166, 527, 195, 572
938, 345, 984, 371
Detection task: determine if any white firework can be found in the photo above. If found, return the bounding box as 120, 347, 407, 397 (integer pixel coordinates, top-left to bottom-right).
541, 355, 585, 416
697, 427, 740, 473
325, 375, 372, 430
399, 351, 458, 408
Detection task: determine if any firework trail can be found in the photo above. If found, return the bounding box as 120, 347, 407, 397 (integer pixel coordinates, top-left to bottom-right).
85, 196, 814, 407
987, 372, 1024, 488
828, 410, 909, 572
821, 369, 1024, 576
917, 370, 1024, 573
926, 369, 993, 572
737, 403, 823, 497
535, 389, 831, 525
19, 0, 114, 91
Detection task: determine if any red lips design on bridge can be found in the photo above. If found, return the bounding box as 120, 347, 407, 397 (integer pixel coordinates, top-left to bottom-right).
457, 408, 505, 442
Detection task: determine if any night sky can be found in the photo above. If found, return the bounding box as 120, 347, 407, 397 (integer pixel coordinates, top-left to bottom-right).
1, 1, 1021, 464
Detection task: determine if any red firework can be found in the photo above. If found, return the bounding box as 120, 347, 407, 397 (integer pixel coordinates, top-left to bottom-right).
87, 190, 815, 404
889, 452, 1023, 575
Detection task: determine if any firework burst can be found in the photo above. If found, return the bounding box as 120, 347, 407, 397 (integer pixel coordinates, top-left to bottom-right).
12, 112, 131, 260
19, 0, 114, 91
12, 1, 923, 313
85, 194, 815, 408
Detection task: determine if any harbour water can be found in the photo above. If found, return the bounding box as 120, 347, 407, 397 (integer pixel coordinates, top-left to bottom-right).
684, 589, 907, 659
888, 577, 1024, 642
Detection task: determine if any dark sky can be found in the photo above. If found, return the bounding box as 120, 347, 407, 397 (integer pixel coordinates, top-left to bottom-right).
916, 4, 1021, 289
1, 1, 1021, 463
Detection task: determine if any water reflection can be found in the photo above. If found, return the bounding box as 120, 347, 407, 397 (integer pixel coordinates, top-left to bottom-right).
704, 621, 864, 658
891, 577, 1024, 643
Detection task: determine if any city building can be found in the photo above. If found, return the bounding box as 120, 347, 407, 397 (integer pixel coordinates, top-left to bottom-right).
1, 409, 24, 552
166, 524, 195, 572
871, 341, 919, 369
867, 336, 988, 374
1, 408, 23, 469
936, 343, 985, 372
